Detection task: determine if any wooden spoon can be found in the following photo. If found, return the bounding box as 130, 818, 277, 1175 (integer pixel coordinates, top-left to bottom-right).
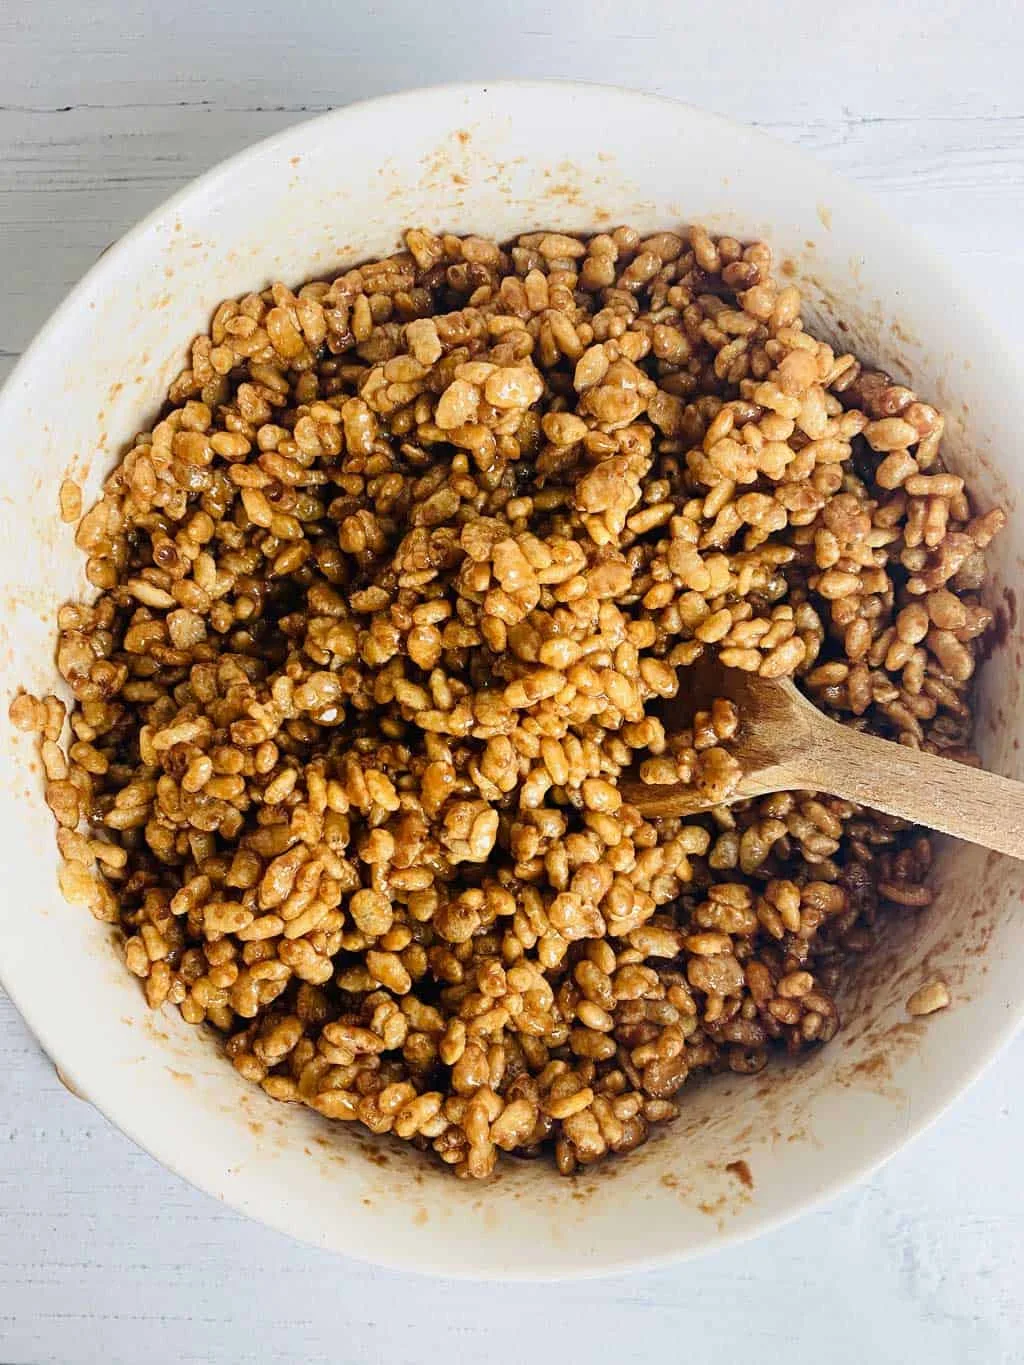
618, 656, 1024, 860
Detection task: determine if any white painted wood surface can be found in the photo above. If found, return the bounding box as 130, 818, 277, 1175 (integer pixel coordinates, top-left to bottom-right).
1, 1, 1023, 1360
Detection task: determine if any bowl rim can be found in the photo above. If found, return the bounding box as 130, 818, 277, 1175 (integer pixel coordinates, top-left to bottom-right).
2, 77, 1022, 1280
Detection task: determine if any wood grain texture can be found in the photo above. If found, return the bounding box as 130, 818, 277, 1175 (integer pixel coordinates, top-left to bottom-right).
627, 669, 1024, 860
1, 1, 1023, 1361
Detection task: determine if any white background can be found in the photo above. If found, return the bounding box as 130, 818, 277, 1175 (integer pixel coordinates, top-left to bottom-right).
2, 2, 1023, 1361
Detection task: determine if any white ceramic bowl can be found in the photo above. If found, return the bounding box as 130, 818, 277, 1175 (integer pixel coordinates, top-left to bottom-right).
1, 81, 1021, 1280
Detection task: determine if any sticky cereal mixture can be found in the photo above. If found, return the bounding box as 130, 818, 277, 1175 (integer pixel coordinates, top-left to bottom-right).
12, 224, 1002, 1178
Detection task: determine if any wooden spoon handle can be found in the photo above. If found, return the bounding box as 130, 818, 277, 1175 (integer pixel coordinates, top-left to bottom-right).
790, 724, 1024, 860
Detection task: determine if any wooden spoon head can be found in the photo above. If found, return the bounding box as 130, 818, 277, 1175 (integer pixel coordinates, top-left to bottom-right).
620, 655, 818, 818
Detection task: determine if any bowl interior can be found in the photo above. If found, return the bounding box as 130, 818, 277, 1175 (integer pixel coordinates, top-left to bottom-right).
1, 83, 1021, 1278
